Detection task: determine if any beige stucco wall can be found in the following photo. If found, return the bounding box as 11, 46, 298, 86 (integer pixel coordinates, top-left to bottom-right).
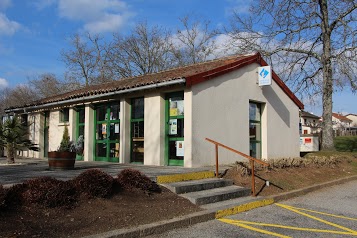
120, 99, 131, 163
191, 63, 300, 167
48, 109, 75, 152
143, 93, 165, 166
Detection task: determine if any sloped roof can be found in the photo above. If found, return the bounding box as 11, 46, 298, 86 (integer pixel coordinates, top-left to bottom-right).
332, 113, 353, 122
6, 52, 304, 112
300, 111, 320, 119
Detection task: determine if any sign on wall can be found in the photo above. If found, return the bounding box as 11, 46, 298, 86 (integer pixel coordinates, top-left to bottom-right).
258, 66, 272, 86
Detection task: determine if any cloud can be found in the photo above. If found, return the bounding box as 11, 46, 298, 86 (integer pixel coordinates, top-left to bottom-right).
0, 13, 21, 35
0, 0, 11, 10
58, 0, 134, 33
0, 77, 9, 88
32, 0, 56, 10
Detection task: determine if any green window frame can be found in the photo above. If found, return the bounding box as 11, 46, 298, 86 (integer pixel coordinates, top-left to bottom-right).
130, 97, 144, 164
165, 91, 184, 166
94, 103, 120, 162
249, 102, 262, 159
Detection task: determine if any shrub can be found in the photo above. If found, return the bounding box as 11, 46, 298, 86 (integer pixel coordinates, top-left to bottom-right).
117, 169, 161, 194
73, 169, 114, 198
24, 177, 77, 208
2, 183, 27, 208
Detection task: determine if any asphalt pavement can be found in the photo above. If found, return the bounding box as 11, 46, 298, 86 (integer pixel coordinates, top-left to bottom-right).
146, 180, 357, 238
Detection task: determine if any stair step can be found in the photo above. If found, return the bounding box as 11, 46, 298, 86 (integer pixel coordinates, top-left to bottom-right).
181, 185, 251, 205
162, 178, 233, 194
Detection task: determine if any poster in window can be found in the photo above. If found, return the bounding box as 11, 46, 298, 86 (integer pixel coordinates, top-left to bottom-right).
115, 123, 119, 133
169, 119, 177, 135
102, 124, 107, 134
176, 141, 184, 157
176, 100, 184, 115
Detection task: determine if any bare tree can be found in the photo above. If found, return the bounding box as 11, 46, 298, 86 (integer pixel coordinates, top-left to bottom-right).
61, 33, 112, 86
172, 14, 220, 65
0, 85, 38, 115
28, 73, 74, 98
228, 0, 357, 150
108, 22, 175, 78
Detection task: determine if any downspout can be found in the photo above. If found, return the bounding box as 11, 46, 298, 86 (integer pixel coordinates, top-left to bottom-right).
5, 78, 186, 113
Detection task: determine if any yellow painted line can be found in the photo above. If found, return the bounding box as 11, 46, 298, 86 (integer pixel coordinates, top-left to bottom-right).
156, 171, 215, 184
284, 205, 357, 221
234, 220, 357, 236
276, 203, 357, 234
215, 198, 274, 219
219, 218, 291, 238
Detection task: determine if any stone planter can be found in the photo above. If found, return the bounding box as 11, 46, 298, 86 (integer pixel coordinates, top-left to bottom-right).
48, 151, 76, 170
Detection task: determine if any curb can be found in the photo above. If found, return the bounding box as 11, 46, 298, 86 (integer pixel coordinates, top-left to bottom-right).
156, 171, 215, 184
85, 175, 357, 238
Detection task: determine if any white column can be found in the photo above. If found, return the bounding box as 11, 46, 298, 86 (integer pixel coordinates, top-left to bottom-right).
184, 89, 193, 168
120, 99, 131, 164
84, 105, 94, 161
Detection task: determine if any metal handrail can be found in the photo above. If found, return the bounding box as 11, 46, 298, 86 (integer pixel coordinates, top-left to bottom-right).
205, 138, 269, 196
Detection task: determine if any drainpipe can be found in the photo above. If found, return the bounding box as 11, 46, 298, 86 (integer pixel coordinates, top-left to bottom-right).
5, 78, 186, 113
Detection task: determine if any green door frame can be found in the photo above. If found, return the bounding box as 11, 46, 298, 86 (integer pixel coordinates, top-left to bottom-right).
43, 111, 49, 158
130, 97, 144, 164
165, 92, 184, 166
94, 103, 120, 162
76, 107, 85, 161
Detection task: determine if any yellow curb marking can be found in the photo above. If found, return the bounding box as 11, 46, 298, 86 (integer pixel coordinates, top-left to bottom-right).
156, 171, 215, 184
219, 218, 291, 238
215, 198, 274, 219
219, 219, 357, 236
276, 203, 357, 234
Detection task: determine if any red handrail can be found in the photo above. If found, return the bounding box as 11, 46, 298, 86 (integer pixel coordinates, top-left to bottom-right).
205, 138, 269, 196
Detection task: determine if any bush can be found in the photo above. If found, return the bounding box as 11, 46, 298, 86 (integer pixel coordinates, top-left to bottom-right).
0, 184, 6, 209
24, 177, 77, 208
2, 183, 27, 208
73, 169, 114, 198
117, 169, 161, 194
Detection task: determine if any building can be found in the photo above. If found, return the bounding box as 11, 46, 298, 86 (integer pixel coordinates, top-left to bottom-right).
332, 113, 352, 133
346, 114, 357, 127
300, 111, 321, 135
5, 53, 304, 167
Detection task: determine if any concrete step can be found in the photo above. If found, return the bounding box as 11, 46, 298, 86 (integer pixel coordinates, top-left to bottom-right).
181, 185, 251, 205
162, 178, 233, 194
200, 196, 258, 210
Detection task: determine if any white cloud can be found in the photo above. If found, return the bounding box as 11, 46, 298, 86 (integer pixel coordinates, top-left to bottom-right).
0, 0, 12, 10
0, 13, 21, 35
0, 77, 9, 88
33, 0, 56, 10
58, 0, 133, 33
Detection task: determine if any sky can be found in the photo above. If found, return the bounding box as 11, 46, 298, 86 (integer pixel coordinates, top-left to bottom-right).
0, 0, 356, 116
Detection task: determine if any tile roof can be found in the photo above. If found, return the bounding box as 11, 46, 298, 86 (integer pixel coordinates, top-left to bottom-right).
332, 113, 353, 122
300, 111, 320, 119
6, 52, 304, 111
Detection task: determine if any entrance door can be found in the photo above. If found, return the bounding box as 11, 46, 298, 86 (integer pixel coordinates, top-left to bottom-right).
165, 92, 184, 166
130, 98, 144, 164
76, 107, 85, 160
94, 103, 120, 162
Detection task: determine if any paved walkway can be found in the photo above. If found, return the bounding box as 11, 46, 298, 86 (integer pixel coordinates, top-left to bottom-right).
0, 157, 216, 186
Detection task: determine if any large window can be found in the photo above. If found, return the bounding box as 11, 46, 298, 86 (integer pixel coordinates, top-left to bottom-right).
95, 103, 120, 162
131, 98, 144, 163
249, 102, 261, 159
166, 92, 184, 166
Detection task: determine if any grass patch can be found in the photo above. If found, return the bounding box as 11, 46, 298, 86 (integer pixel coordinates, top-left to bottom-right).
334, 136, 357, 152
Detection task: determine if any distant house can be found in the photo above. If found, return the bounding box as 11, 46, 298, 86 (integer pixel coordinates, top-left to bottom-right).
300, 111, 321, 135
5, 53, 303, 167
332, 113, 352, 134
346, 114, 357, 127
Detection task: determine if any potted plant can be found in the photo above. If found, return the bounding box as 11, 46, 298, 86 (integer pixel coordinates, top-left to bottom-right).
48, 126, 84, 170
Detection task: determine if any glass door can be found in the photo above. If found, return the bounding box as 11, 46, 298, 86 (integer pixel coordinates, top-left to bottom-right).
76, 107, 85, 161
130, 98, 144, 164
165, 92, 184, 166
249, 102, 262, 159
94, 103, 120, 162
44, 111, 49, 158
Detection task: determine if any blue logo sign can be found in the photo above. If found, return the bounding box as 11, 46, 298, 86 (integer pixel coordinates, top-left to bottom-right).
259, 68, 269, 79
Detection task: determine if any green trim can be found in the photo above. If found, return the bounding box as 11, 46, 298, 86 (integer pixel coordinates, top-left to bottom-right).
130, 97, 144, 164
93, 103, 120, 162
165, 91, 184, 166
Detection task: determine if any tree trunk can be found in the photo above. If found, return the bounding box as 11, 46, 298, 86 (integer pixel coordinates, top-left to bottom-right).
6, 144, 15, 164
319, 0, 335, 150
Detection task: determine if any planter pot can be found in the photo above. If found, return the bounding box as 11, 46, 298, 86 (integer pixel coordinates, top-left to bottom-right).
48, 151, 76, 170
